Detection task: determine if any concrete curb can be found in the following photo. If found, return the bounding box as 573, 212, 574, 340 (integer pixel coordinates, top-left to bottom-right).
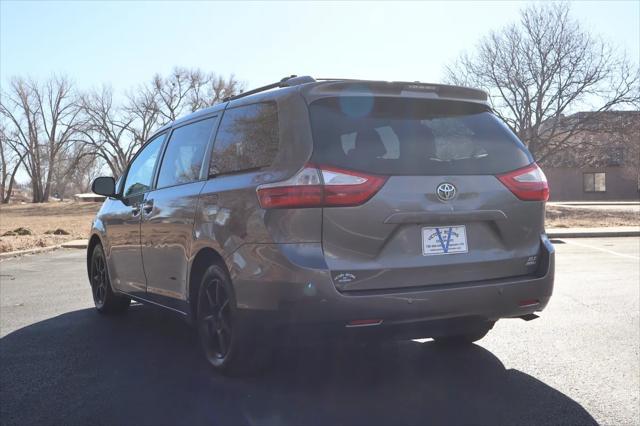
60, 240, 88, 249
547, 229, 640, 238
1, 239, 88, 259
0, 245, 62, 259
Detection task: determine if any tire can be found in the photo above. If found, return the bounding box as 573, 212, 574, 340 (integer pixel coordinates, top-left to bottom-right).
196, 264, 272, 375
90, 244, 130, 314
433, 322, 494, 345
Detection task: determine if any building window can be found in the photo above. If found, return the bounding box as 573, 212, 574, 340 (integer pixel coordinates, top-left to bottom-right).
583, 172, 606, 192
607, 148, 624, 166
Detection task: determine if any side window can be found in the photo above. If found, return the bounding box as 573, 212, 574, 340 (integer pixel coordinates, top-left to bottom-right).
156, 117, 216, 189
123, 134, 165, 198
210, 103, 279, 175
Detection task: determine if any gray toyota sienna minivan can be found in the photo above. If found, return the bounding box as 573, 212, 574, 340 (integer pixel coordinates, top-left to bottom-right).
89, 76, 554, 373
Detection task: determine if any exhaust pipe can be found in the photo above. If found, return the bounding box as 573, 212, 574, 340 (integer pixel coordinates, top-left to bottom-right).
519, 313, 539, 321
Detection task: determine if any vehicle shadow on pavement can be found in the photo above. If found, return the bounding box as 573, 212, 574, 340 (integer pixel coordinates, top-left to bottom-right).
1, 304, 596, 426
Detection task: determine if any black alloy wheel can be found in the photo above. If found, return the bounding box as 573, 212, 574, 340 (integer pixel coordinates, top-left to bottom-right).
198, 275, 233, 365
90, 244, 130, 313
91, 248, 109, 308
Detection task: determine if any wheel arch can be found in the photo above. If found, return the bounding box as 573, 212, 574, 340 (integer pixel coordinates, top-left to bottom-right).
187, 247, 229, 321
86, 234, 103, 283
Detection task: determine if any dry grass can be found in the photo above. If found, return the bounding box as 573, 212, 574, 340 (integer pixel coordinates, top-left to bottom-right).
546, 205, 639, 228
0, 201, 101, 253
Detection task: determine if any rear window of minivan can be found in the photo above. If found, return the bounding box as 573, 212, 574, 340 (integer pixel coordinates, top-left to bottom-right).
309, 97, 532, 175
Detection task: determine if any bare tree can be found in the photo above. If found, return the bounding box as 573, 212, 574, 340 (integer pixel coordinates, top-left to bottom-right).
445, 2, 639, 162
193, 73, 243, 110
79, 86, 139, 177
1, 77, 44, 202
36, 76, 84, 201
0, 122, 26, 203
0, 76, 83, 202
125, 84, 161, 158
152, 67, 193, 123
80, 68, 242, 178
152, 67, 243, 124
50, 142, 100, 200
1, 68, 242, 202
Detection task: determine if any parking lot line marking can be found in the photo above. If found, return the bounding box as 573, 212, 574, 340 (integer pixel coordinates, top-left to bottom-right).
563, 240, 640, 260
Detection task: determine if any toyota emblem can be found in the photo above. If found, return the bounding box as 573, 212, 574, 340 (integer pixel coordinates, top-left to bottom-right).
436, 183, 457, 201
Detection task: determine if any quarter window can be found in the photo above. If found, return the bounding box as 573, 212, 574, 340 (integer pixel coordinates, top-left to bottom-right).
123, 134, 165, 198
583, 172, 606, 192
210, 103, 279, 175
156, 117, 216, 189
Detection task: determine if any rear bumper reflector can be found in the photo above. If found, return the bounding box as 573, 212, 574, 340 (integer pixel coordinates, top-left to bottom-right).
518, 299, 540, 308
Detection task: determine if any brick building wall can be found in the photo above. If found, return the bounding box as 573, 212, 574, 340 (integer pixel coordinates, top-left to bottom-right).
543, 166, 639, 201
539, 111, 639, 201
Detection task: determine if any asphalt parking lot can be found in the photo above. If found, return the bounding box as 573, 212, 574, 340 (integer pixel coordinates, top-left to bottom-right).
1, 238, 638, 426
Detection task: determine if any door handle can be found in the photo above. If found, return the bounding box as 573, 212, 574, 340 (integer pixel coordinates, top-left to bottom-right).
142, 199, 154, 215
131, 204, 141, 217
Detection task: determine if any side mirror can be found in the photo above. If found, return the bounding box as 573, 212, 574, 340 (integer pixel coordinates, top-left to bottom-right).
91, 176, 118, 198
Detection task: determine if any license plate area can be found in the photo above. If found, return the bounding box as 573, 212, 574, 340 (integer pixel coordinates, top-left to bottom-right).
422, 225, 468, 256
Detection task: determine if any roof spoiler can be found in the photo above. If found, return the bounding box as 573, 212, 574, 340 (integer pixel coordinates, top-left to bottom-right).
315, 79, 488, 102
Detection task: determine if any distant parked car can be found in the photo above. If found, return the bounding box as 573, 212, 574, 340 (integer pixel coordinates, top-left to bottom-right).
88, 76, 555, 374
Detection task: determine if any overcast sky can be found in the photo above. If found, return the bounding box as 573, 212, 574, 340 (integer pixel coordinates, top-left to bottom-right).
2, 1, 639, 92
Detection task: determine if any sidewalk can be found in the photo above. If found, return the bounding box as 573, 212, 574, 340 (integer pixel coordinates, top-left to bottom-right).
548, 201, 639, 206
547, 226, 640, 238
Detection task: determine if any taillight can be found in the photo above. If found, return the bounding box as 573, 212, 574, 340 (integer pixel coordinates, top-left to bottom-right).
257, 164, 387, 209
497, 163, 549, 201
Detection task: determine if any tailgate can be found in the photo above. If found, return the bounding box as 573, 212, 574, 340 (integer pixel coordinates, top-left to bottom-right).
308, 95, 545, 292
322, 175, 544, 292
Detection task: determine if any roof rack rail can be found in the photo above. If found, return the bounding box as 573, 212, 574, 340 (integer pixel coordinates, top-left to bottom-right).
316, 78, 367, 81
223, 75, 316, 102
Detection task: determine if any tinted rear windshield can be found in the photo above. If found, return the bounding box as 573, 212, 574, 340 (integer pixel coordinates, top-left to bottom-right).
309, 97, 532, 175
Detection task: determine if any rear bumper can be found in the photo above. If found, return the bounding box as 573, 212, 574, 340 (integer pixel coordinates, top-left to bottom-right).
228, 235, 554, 338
